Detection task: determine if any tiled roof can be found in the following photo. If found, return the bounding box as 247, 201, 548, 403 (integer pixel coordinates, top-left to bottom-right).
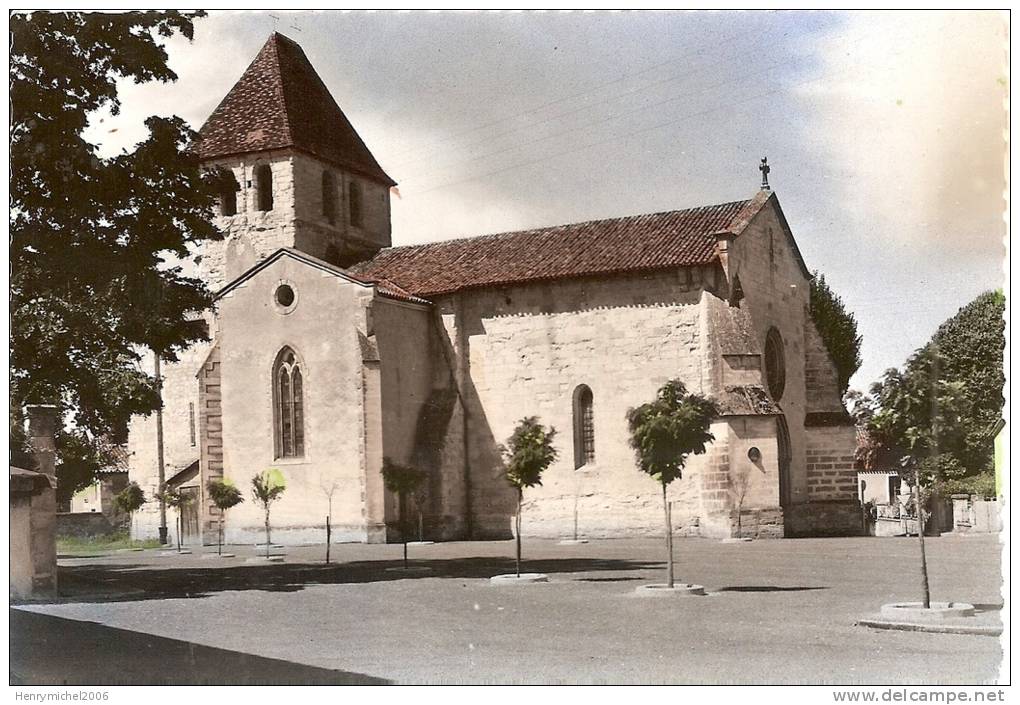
194, 33, 395, 186
352, 197, 765, 297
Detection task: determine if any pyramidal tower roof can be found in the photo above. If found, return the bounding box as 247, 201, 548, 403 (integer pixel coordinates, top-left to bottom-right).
194, 32, 395, 186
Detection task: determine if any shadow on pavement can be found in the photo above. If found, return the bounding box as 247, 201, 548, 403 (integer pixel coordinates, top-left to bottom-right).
51, 557, 662, 604
714, 586, 828, 593
9, 608, 388, 685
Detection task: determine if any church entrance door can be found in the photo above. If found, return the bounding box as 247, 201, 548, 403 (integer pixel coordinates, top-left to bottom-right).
179, 486, 201, 544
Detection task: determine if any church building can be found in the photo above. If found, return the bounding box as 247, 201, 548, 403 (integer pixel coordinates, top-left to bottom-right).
127, 33, 861, 545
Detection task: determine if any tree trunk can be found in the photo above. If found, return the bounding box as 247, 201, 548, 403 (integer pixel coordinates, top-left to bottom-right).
219, 514, 224, 556
418, 508, 424, 543
516, 488, 523, 578
326, 515, 331, 565
176, 513, 182, 553
663, 483, 674, 589
572, 491, 579, 542
265, 508, 271, 558
400, 492, 408, 569
915, 479, 931, 609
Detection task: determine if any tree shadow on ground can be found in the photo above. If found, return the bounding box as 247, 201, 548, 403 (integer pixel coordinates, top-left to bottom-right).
713, 586, 828, 593
49, 556, 662, 604
9, 608, 387, 685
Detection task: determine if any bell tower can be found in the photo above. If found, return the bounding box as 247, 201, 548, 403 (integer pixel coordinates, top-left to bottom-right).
193, 33, 395, 287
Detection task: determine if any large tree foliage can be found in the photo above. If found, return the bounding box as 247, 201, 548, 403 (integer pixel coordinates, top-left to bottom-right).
10, 11, 229, 494
809, 272, 862, 395
855, 291, 1005, 496
627, 380, 718, 588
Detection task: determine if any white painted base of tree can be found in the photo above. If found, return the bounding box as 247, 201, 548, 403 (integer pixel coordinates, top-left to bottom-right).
201, 552, 236, 559
244, 555, 285, 564
859, 602, 1000, 635
880, 602, 975, 622
720, 537, 753, 543
490, 573, 549, 584
253, 543, 286, 550
558, 539, 589, 545
635, 583, 706, 596
406, 541, 435, 546
384, 565, 433, 573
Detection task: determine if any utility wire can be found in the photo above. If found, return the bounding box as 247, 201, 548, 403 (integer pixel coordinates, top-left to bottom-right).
382, 20, 771, 163
387, 25, 788, 171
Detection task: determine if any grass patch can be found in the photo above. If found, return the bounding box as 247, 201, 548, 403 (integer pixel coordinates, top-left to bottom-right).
57, 532, 162, 555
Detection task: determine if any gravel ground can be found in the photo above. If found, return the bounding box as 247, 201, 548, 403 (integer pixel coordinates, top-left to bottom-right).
12, 534, 1004, 684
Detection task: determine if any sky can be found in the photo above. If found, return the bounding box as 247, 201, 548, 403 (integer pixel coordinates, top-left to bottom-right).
83, 10, 1008, 393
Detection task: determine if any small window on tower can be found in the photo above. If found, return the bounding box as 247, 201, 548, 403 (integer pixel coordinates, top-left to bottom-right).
255, 164, 274, 212
322, 171, 337, 224
349, 181, 363, 227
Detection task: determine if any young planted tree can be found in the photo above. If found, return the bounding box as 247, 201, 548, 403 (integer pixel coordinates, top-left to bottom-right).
381, 459, 426, 569
858, 353, 968, 609
319, 478, 341, 564
156, 488, 194, 553
251, 469, 286, 558
206, 478, 244, 555
627, 380, 718, 588
501, 418, 558, 578
114, 481, 146, 536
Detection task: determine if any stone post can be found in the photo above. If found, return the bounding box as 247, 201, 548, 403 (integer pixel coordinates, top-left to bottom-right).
23, 403, 59, 595
25, 404, 59, 477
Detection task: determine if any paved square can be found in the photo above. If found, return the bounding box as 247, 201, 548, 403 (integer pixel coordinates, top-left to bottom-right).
12, 535, 1003, 684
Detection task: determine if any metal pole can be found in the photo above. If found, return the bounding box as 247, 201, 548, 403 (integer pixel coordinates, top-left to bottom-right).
154, 353, 168, 545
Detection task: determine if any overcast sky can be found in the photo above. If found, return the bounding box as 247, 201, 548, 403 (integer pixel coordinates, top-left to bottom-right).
84, 10, 1008, 392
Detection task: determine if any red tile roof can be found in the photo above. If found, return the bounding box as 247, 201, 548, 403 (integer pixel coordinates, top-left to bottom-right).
352, 197, 765, 297
194, 33, 395, 186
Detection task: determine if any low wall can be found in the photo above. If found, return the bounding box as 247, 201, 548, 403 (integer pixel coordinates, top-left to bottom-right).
784, 500, 863, 538
57, 512, 124, 538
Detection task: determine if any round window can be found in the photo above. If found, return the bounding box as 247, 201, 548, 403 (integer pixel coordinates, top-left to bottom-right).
764, 327, 786, 402
275, 284, 295, 308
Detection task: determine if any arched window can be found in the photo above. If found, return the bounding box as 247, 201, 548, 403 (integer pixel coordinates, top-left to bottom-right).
764, 327, 786, 402
220, 172, 239, 216
322, 171, 337, 224
572, 384, 595, 469
348, 180, 363, 227
273, 347, 304, 458
255, 163, 274, 212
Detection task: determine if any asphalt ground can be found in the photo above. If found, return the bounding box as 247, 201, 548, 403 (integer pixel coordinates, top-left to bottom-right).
10, 534, 1004, 684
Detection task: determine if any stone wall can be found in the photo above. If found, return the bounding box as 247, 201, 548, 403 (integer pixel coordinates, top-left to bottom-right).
198, 345, 224, 542
804, 424, 859, 501
724, 201, 812, 508
201, 151, 391, 289
804, 314, 846, 413
57, 512, 123, 538
127, 339, 211, 541
214, 254, 376, 544
434, 270, 731, 540
785, 500, 863, 537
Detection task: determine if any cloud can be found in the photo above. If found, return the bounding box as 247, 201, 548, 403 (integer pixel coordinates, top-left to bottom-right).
792, 11, 1007, 260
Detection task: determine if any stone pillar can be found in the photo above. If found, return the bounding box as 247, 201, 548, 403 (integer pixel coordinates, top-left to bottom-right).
21, 404, 59, 596
26, 404, 59, 476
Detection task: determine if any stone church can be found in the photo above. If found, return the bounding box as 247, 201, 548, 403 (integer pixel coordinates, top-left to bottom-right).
127, 33, 861, 545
